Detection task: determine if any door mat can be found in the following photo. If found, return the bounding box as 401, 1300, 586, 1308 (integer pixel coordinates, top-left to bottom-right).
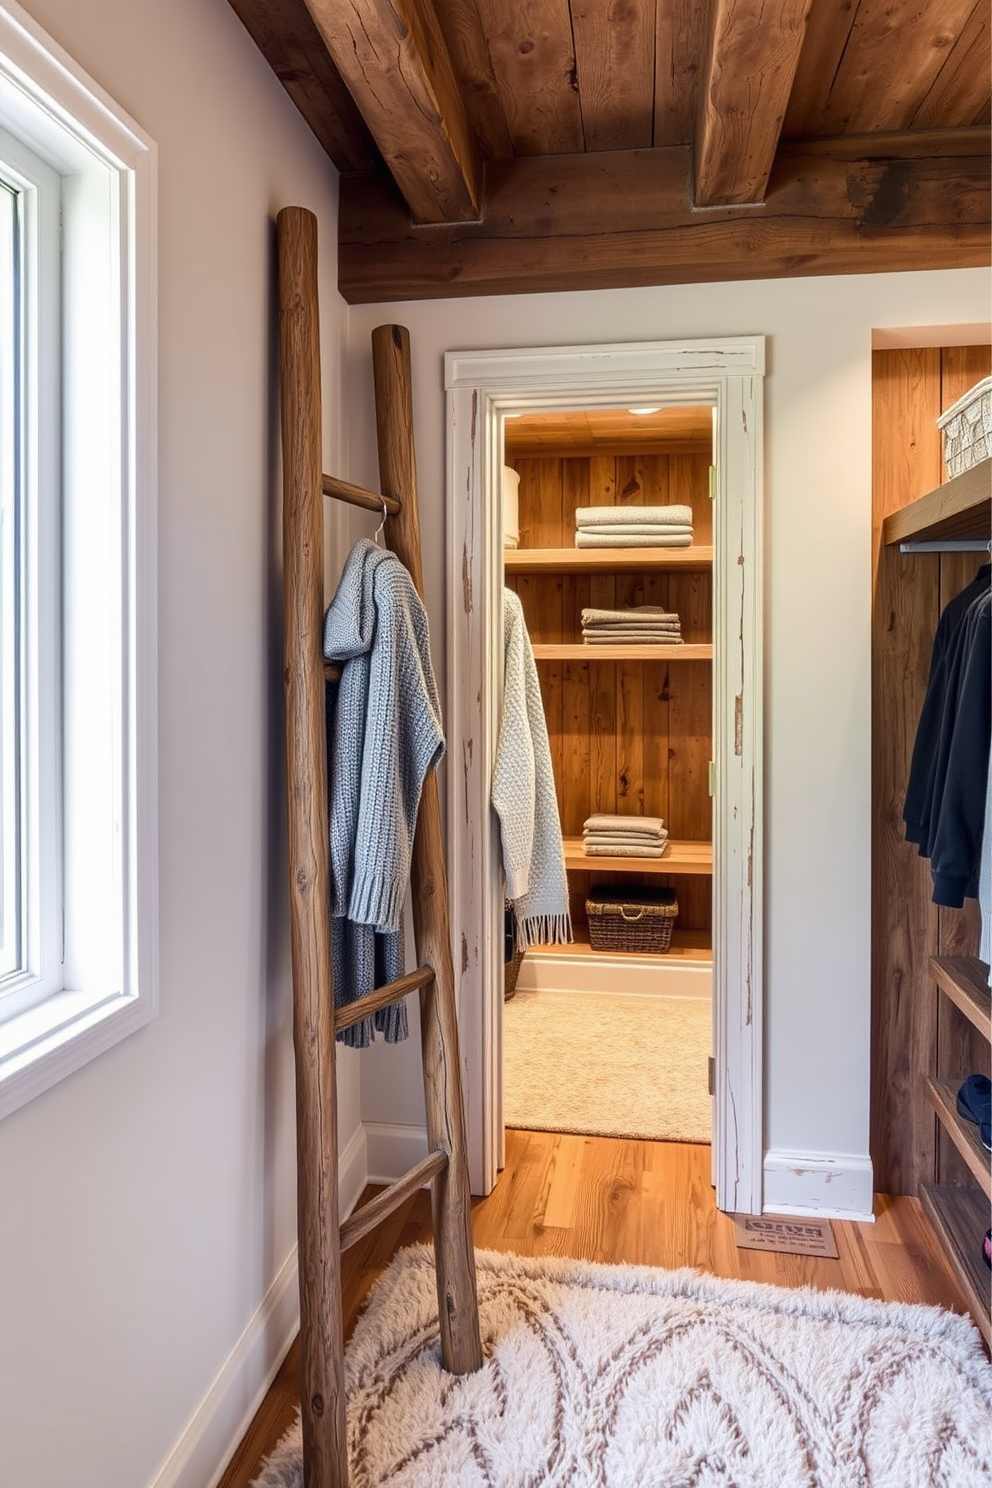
734, 1213, 838, 1258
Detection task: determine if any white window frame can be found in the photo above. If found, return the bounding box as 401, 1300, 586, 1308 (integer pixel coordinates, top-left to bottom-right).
0, 0, 158, 1119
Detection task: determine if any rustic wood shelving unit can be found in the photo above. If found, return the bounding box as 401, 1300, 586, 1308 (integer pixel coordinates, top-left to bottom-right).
533, 642, 713, 661
882, 457, 991, 547
924, 954, 992, 1350
504, 545, 714, 573
562, 837, 712, 876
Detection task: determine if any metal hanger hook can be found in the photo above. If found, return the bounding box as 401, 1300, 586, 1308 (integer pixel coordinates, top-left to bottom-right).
374, 497, 387, 545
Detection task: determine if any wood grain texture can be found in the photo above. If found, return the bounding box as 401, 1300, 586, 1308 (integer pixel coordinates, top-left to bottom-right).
654, 0, 705, 146
912, 0, 992, 129
782, 0, 859, 139
871, 341, 992, 1202
571, 0, 656, 151
934, 345, 991, 1189
338, 129, 991, 301
473, 0, 584, 155
277, 205, 349, 1488
433, 0, 515, 160
504, 546, 714, 573
693, 0, 813, 206
227, 0, 376, 170
219, 1131, 983, 1488
510, 450, 712, 938
881, 459, 991, 546
816, 0, 982, 136
505, 404, 713, 457
871, 347, 943, 1197
304, 0, 482, 223
370, 324, 483, 1376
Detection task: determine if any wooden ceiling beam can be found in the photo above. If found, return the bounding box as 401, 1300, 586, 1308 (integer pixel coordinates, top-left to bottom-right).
338, 128, 990, 302
226, 0, 376, 172
694, 0, 813, 206
302, 0, 482, 224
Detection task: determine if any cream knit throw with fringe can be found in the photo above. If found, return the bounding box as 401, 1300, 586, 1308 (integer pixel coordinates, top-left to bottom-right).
253, 1244, 992, 1488
492, 589, 572, 949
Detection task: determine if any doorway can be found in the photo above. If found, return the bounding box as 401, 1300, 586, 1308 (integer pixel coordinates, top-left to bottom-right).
500, 404, 715, 1150
444, 337, 764, 1215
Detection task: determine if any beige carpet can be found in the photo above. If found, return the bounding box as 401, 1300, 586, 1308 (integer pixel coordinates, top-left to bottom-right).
254, 1244, 992, 1488
503, 989, 711, 1143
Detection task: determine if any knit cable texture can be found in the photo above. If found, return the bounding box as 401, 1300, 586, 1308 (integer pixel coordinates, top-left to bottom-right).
323, 538, 444, 1046
493, 589, 572, 950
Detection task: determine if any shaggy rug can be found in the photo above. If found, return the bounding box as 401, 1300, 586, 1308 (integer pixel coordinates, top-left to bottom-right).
503, 990, 711, 1142
253, 1245, 992, 1488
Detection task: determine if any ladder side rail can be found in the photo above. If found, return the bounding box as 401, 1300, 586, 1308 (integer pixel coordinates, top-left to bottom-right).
277, 205, 349, 1488
371, 323, 483, 1376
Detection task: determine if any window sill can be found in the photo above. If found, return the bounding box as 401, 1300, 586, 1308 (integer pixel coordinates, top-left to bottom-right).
0, 985, 156, 1119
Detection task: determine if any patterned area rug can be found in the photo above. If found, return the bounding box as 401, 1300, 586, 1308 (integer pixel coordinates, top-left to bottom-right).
253, 1245, 992, 1488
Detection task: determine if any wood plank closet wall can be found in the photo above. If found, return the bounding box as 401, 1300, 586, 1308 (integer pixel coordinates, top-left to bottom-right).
506, 450, 712, 942
871, 344, 991, 1197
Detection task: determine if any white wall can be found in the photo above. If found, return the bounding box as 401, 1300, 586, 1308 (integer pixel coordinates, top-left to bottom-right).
0, 4, 357, 1487
346, 268, 989, 1177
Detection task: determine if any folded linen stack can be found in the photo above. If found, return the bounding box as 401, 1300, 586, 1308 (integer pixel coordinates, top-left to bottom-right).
582, 813, 669, 858
574, 503, 694, 548
581, 605, 682, 645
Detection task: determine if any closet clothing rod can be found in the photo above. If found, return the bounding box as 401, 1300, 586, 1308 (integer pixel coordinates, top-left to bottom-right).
900, 540, 991, 553
323, 472, 401, 516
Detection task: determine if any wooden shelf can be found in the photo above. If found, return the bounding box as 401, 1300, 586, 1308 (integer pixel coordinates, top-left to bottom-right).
919, 1183, 992, 1350
529, 926, 713, 964
882, 458, 991, 546
505, 545, 713, 573
563, 837, 712, 876
931, 955, 992, 1041
926, 1079, 992, 1199
533, 642, 712, 661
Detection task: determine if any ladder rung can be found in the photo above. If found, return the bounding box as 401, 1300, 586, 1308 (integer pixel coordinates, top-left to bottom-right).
323, 661, 341, 683
339, 1149, 448, 1252
322, 473, 401, 517
332, 964, 434, 1035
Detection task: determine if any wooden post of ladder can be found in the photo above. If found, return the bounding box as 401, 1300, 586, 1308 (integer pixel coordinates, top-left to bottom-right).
277, 206, 349, 1488
372, 324, 483, 1376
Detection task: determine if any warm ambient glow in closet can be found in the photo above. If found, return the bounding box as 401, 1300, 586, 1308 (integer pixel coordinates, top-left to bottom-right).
501, 405, 714, 1144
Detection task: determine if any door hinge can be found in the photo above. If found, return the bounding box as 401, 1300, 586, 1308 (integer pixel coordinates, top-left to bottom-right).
707, 1056, 715, 1096
708, 760, 716, 796
708, 465, 716, 500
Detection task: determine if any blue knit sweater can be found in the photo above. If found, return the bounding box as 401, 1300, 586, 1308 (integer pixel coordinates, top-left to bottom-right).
323, 539, 444, 1045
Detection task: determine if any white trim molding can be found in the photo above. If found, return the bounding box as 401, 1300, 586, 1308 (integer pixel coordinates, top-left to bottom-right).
445, 337, 765, 1213
763, 1150, 876, 1224
149, 1124, 369, 1488
365, 1121, 430, 1185
0, 0, 159, 1118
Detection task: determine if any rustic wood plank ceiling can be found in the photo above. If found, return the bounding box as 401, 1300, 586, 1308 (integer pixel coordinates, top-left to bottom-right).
229, 0, 991, 303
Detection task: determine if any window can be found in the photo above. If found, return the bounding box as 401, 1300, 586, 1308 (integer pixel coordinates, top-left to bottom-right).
0, 0, 157, 1119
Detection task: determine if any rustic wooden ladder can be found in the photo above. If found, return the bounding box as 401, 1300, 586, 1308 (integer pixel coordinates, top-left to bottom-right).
277, 205, 482, 1488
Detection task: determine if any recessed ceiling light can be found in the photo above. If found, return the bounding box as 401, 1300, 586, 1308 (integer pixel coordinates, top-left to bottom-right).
628, 406, 662, 415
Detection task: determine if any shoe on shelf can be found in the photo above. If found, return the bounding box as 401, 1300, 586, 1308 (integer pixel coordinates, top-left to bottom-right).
955, 1073, 992, 1152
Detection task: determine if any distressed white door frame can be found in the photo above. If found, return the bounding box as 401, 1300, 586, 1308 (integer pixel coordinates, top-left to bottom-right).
445, 338, 764, 1214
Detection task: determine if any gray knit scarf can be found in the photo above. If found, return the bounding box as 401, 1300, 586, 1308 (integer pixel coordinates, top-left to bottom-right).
323, 539, 444, 1046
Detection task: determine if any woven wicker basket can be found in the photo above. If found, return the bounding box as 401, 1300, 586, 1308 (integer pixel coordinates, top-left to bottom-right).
586, 887, 678, 954
504, 945, 525, 999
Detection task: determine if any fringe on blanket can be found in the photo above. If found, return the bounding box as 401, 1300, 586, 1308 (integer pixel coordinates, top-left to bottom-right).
516, 911, 573, 950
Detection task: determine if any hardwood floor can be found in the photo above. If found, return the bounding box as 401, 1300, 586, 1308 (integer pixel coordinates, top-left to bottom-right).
217, 1130, 978, 1488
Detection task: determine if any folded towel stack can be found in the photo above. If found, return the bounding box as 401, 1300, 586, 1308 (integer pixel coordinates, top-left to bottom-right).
581, 605, 682, 645
574, 504, 694, 549
582, 813, 669, 857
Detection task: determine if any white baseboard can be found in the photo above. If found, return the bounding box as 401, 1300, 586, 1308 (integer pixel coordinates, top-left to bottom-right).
150, 1124, 369, 1488
515, 949, 711, 1000
762, 1149, 875, 1223
365, 1121, 429, 1184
